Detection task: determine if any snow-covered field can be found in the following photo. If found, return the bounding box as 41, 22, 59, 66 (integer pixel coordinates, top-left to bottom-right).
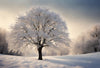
0, 52, 100, 68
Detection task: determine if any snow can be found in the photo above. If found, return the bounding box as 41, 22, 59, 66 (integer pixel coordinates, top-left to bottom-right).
0, 52, 100, 68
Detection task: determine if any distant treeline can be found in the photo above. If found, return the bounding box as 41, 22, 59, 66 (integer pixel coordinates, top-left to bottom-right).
70, 25, 100, 55
0, 28, 22, 56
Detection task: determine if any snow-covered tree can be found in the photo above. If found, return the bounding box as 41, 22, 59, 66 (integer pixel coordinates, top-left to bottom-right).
70, 25, 100, 55
89, 25, 100, 51
10, 7, 69, 60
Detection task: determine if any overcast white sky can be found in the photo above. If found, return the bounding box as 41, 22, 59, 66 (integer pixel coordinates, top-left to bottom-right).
0, 0, 100, 39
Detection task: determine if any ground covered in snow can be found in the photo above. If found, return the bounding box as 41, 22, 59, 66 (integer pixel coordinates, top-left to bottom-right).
0, 52, 100, 68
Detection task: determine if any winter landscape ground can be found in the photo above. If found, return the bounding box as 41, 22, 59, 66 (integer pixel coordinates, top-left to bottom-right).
0, 0, 100, 68
0, 52, 100, 68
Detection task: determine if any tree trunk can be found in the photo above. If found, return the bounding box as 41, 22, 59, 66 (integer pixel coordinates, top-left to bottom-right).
38, 46, 43, 60
94, 47, 97, 52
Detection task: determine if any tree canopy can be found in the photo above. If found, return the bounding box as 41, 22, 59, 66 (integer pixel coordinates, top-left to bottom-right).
10, 7, 70, 60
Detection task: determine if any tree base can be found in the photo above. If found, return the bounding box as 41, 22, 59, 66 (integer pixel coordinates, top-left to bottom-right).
38, 58, 43, 60
38, 46, 43, 60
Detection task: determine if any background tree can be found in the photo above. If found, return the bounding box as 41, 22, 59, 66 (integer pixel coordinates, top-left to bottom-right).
70, 25, 100, 55
89, 25, 100, 52
10, 7, 70, 60
0, 28, 8, 54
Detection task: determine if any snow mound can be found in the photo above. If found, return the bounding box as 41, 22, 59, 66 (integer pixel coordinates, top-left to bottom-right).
0, 52, 100, 68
